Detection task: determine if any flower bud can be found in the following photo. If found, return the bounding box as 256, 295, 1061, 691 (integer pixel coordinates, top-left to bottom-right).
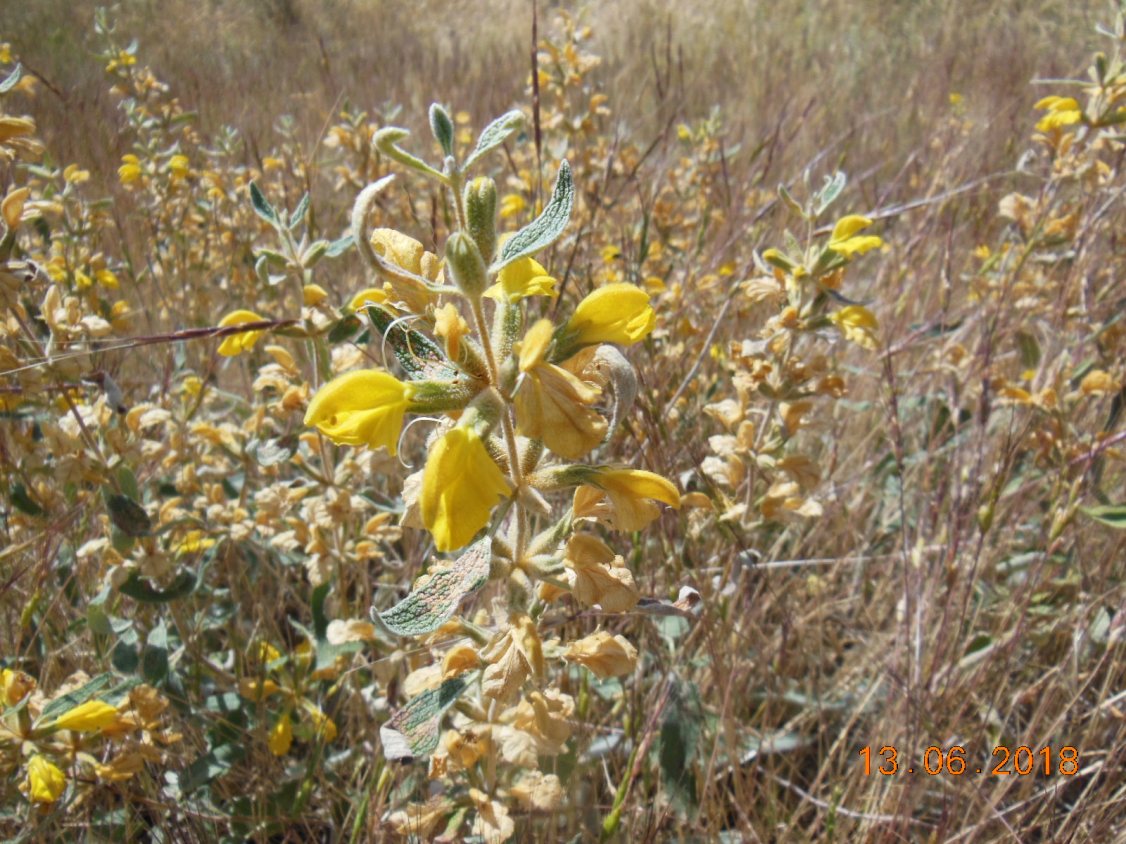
465, 177, 498, 262
445, 231, 488, 299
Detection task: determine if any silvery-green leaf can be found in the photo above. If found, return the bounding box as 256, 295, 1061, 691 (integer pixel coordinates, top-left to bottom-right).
429, 103, 455, 157
380, 677, 468, 761
374, 127, 446, 182
0, 64, 21, 94
363, 304, 458, 382
464, 110, 525, 171
491, 160, 573, 272
376, 540, 491, 636
249, 181, 279, 226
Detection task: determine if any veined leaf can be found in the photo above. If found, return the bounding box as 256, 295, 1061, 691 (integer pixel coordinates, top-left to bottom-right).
249, 181, 279, 226
362, 304, 458, 381
464, 110, 524, 171
429, 103, 455, 157
491, 160, 573, 272
380, 677, 468, 761
0, 64, 21, 94
376, 539, 491, 636
36, 673, 139, 725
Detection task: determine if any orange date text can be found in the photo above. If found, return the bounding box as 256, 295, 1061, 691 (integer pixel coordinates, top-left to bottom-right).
858, 745, 1079, 776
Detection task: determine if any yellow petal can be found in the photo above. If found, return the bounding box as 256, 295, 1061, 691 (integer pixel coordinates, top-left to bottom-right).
573, 467, 680, 532
515, 356, 606, 459
829, 215, 873, 243
567, 283, 655, 346
828, 305, 880, 350
303, 370, 413, 455
421, 427, 511, 551
50, 700, 120, 732
827, 234, 883, 258
484, 256, 557, 302
216, 309, 266, 357
347, 286, 388, 311
23, 756, 66, 805
269, 714, 293, 756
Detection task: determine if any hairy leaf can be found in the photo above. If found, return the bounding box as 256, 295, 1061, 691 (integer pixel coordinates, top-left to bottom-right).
492, 160, 573, 272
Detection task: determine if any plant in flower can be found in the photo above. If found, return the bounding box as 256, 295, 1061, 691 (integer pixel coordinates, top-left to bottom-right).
298, 103, 684, 839
702, 172, 886, 528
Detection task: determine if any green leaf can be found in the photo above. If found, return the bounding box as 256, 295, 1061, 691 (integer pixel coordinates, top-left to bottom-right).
10, 483, 43, 517
1080, 505, 1126, 529
36, 673, 139, 725
376, 540, 491, 636
118, 569, 197, 603
777, 183, 806, 219
373, 127, 447, 182
464, 110, 525, 171
249, 181, 279, 226
0, 64, 21, 94
657, 676, 702, 817
380, 677, 468, 761
288, 193, 310, 230
1015, 330, 1041, 370
180, 744, 244, 795
311, 581, 331, 641
429, 103, 455, 157
107, 494, 151, 537
325, 234, 354, 257
327, 313, 362, 344
362, 304, 458, 381
142, 621, 169, 683
813, 170, 847, 216
491, 160, 573, 272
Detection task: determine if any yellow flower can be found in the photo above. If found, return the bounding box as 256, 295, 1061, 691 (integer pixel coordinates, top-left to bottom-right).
168, 154, 190, 181
499, 194, 526, 219
302, 284, 328, 306
434, 302, 471, 360
63, 164, 90, 184
268, 714, 293, 756
827, 215, 883, 258
563, 630, 638, 678
23, 756, 66, 805
2, 668, 35, 705
347, 286, 389, 311
483, 256, 557, 302
216, 309, 267, 357
828, 305, 880, 350
573, 467, 680, 532
421, 426, 511, 551
304, 370, 414, 455
566, 283, 655, 347
105, 50, 136, 72
50, 700, 120, 732
173, 530, 216, 556
515, 319, 606, 459
1034, 96, 1083, 132
118, 154, 142, 185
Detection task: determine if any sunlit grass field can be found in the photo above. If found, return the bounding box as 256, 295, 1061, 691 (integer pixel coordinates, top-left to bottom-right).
2, 1, 1125, 840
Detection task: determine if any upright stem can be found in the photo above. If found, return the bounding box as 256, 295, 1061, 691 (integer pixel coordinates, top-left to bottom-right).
468, 297, 528, 560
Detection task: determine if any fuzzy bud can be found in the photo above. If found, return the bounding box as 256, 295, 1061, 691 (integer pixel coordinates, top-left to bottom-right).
446, 231, 488, 299
465, 177, 499, 263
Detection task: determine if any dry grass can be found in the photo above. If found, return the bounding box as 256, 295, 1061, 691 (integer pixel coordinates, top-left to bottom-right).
2, 1, 1125, 841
